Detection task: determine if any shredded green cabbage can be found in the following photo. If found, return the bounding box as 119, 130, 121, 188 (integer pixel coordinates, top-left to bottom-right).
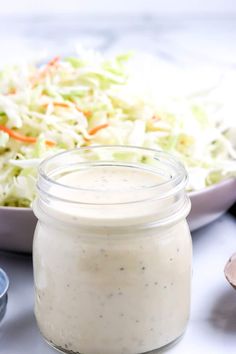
0, 50, 235, 207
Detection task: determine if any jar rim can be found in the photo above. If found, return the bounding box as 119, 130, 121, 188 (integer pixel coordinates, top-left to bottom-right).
38, 145, 188, 205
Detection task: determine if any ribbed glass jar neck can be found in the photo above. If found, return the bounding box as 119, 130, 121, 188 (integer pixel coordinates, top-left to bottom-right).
35, 146, 190, 228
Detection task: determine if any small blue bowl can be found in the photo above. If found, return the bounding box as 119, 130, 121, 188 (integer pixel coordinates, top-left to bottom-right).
0, 268, 9, 323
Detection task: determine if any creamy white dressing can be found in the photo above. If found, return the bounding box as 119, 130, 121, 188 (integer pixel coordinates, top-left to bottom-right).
33, 164, 192, 354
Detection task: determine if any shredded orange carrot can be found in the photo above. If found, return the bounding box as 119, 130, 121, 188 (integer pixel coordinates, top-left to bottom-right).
84, 111, 92, 118
75, 106, 92, 118
0, 125, 55, 147
46, 56, 60, 67
51, 102, 70, 108
40, 56, 60, 77
88, 123, 109, 136
31, 56, 60, 87
44, 140, 56, 147
151, 114, 161, 121
43, 101, 91, 118
42, 101, 71, 110
6, 87, 17, 95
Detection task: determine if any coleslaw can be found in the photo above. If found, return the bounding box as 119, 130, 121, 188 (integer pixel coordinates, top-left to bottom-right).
0, 50, 235, 207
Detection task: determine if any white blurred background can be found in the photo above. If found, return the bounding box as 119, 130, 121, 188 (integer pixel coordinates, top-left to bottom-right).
0, 0, 235, 15
0, 0, 235, 69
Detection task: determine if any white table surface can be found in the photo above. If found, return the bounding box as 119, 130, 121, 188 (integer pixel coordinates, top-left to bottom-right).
0, 213, 236, 354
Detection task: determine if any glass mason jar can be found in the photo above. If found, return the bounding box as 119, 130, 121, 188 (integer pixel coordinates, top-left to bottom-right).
33, 145, 192, 354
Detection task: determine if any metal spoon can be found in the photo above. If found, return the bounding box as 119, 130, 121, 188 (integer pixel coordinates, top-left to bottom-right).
224, 253, 236, 289
0, 268, 9, 323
